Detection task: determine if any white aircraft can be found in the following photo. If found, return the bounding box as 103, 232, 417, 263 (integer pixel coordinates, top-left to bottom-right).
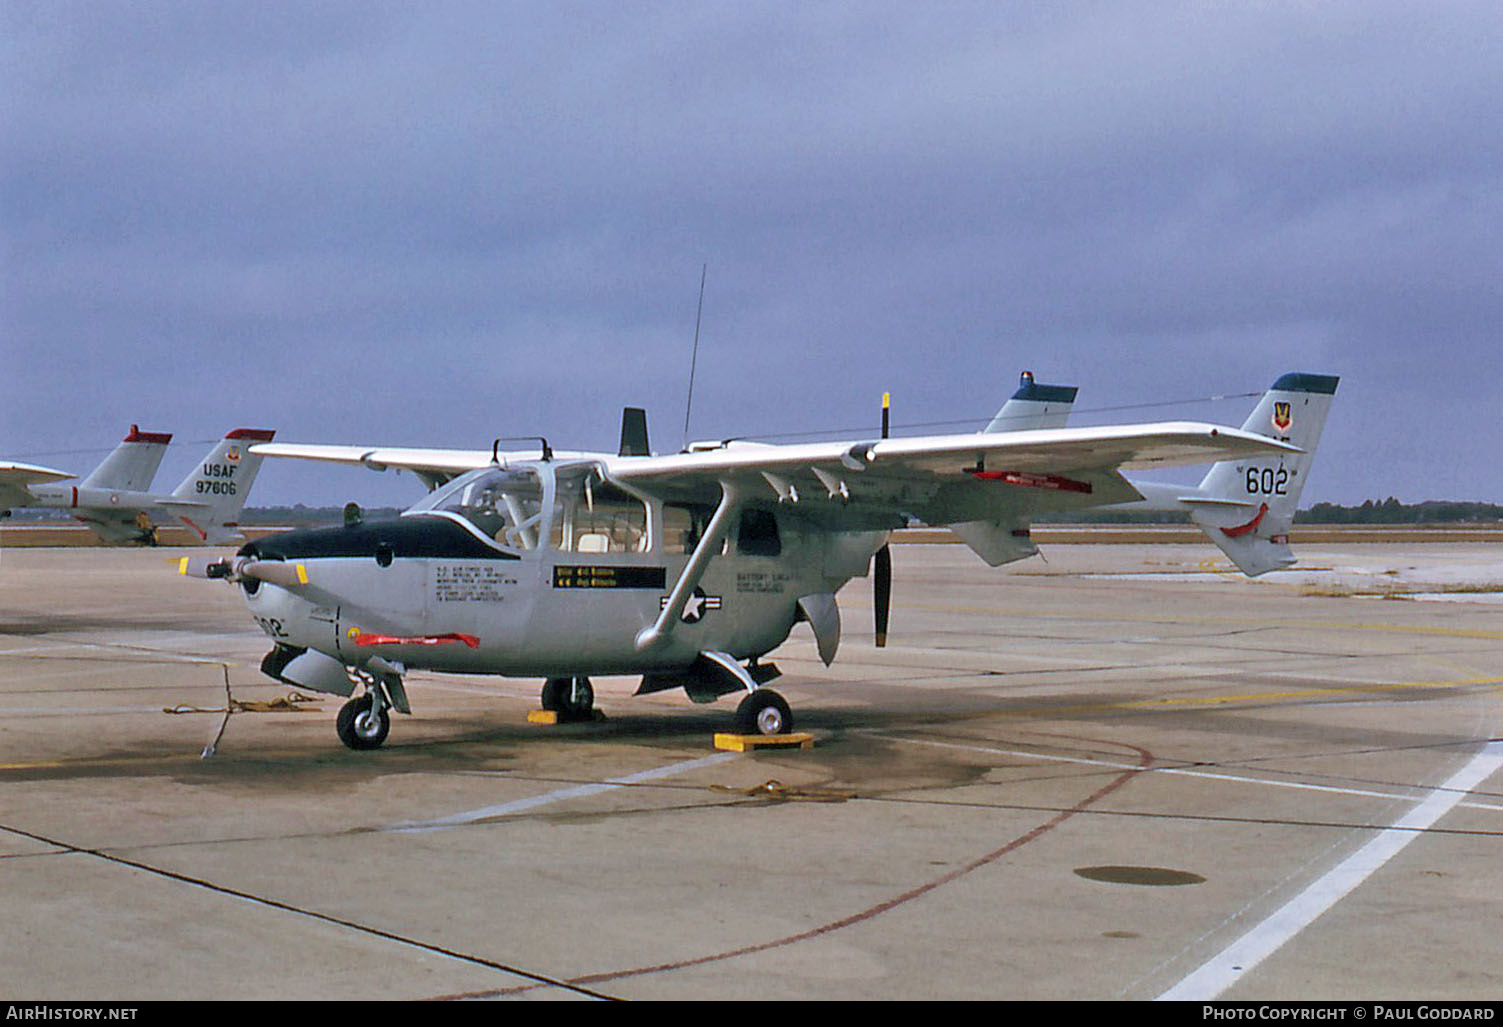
182, 372, 1335, 750
1, 427, 276, 545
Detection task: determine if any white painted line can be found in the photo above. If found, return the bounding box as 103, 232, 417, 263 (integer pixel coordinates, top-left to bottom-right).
879, 733, 1503, 813
0, 705, 178, 717
1158, 740, 1503, 1001
383, 752, 740, 833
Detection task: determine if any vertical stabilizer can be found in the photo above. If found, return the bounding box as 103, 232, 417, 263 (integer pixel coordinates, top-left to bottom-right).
170, 429, 275, 543
948, 372, 1081, 566
79, 425, 173, 492
983, 371, 1078, 433
1183, 373, 1339, 575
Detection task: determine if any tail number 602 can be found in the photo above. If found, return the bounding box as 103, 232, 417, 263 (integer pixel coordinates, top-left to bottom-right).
1246, 466, 1289, 496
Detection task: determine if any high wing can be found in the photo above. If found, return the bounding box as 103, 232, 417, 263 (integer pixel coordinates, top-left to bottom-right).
255, 421, 1299, 533
249, 443, 526, 491
605, 422, 1300, 530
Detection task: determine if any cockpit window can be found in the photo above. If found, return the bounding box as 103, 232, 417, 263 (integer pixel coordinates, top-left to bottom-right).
551, 469, 648, 553
408, 467, 546, 551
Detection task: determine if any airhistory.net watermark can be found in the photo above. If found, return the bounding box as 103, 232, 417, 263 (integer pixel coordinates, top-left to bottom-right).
4, 1009, 138, 1021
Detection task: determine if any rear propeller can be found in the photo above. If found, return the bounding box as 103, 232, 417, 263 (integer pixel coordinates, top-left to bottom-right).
874, 391, 892, 647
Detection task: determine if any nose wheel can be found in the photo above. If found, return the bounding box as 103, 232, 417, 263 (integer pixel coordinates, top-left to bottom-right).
336, 693, 391, 750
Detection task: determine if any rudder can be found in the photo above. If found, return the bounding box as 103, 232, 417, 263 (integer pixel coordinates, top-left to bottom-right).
79, 425, 173, 492
1187, 373, 1339, 575
171, 429, 275, 543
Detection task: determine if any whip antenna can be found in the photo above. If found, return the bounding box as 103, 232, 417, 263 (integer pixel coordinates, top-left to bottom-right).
682, 263, 707, 451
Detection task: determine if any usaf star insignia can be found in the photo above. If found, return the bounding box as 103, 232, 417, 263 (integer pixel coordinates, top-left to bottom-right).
663, 587, 723, 623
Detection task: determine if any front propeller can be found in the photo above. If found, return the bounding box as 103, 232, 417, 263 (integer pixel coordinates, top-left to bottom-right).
177, 553, 309, 588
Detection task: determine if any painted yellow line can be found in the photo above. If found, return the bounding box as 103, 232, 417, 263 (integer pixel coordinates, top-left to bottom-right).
949, 675, 1503, 724
1111, 676, 1503, 711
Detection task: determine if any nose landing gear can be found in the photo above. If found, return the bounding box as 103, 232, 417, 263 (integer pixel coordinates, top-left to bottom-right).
335, 669, 407, 750
336, 692, 390, 750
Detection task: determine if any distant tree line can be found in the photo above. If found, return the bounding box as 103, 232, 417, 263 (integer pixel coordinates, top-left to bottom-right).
1295, 498, 1503, 524
239, 505, 402, 526
1032, 498, 1503, 525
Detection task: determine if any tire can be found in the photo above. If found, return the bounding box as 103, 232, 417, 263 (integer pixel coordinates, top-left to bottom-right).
566, 677, 594, 718
336, 694, 390, 750
541, 677, 594, 720
735, 689, 793, 736
541, 678, 571, 713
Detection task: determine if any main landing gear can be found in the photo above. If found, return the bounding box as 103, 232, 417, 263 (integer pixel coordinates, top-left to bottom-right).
734, 688, 793, 736
541, 676, 596, 721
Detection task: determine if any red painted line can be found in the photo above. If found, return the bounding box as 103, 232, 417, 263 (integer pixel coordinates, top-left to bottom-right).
1221, 502, 1269, 538
354, 632, 481, 649
433, 735, 1153, 999
124, 425, 173, 444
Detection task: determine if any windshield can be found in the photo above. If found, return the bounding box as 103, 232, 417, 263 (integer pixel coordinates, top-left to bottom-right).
407, 467, 547, 550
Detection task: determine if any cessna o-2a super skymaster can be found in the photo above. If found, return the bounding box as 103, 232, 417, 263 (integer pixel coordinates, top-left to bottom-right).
182, 372, 1337, 750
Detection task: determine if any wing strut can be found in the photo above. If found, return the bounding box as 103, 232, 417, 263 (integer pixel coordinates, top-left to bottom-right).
635, 480, 742, 652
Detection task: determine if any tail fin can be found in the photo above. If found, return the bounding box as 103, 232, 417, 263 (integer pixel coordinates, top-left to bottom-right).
983, 371, 1078, 433
950, 372, 1081, 566
1183, 373, 1339, 575
79, 425, 172, 492
170, 429, 275, 543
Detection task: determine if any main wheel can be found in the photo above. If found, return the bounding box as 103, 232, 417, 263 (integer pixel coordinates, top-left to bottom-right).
735, 689, 793, 736
541, 678, 571, 712
567, 677, 594, 718
541, 676, 594, 720
336, 694, 390, 750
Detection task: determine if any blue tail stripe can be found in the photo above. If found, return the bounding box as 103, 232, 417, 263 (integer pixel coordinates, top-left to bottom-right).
1271, 373, 1339, 395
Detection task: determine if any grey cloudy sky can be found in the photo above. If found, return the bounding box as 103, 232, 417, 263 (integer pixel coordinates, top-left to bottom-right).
4, 1, 1501, 509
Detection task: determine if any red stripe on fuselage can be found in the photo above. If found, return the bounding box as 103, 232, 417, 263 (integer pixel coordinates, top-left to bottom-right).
354, 633, 481, 649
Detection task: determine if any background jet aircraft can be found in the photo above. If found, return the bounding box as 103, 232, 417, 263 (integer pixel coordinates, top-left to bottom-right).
2, 427, 276, 544
181, 373, 1325, 750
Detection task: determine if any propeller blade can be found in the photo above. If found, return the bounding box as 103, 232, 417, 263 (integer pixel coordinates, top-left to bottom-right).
176, 555, 233, 579
875, 389, 892, 647
241, 561, 309, 588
